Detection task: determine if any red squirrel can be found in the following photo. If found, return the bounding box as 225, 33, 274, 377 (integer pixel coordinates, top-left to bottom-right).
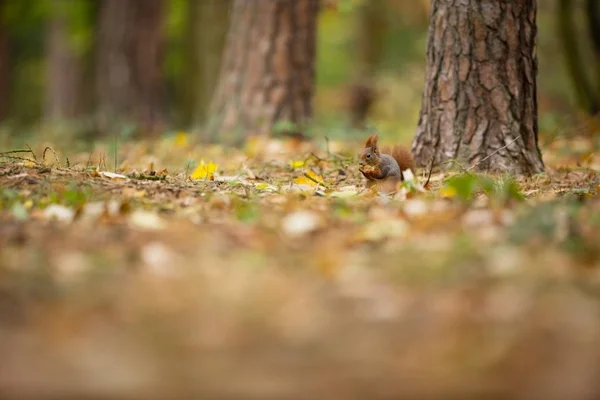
359, 134, 415, 189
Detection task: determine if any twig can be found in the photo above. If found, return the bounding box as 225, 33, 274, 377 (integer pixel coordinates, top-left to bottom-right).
25, 144, 37, 161
441, 159, 471, 174
309, 152, 325, 162
0, 154, 40, 164
423, 153, 436, 187
466, 136, 521, 172
0, 149, 35, 155
113, 134, 118, 172
42, 146, 60, 165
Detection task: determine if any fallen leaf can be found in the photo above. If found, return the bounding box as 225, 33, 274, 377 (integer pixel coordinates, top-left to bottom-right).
439, 186, 457, 198
175, 132, 188, 147
403, 199, 428, 217
360, 219, 408, 242
190, 160, 219, 180
100, 171, 128, 180
282, 211, 322, 237
129, 210, 165, 230
11, 203, 28, 221
44, 204, 75, 223
294, 171, 324, 186
329, 187, 358, 198
255, 182, 277, 192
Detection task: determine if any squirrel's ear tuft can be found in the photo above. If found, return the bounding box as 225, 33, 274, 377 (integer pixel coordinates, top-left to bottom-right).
365, 134, 379, 148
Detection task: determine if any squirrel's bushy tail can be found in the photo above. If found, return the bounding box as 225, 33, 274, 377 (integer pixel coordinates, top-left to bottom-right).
383, 145, 415, 173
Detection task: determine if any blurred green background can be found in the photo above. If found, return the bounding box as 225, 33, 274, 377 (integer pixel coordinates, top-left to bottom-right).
0, 0, 597, 148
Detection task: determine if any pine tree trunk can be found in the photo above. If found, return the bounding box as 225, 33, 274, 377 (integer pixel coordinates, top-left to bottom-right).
45, 1, 84, 122
412, 0, 545, 175
96, 0, 165, 135
182, 0, 231, 127
207, 0, 319, 142
0, 0, 9, 121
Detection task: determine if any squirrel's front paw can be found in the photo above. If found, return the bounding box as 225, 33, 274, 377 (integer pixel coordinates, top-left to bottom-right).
361, 165, 375, 173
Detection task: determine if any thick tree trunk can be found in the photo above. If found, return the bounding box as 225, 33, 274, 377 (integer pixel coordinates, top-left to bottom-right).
182, 0, 231, 127
0, 0, 9, 121
45, 0, 84, 122
96, 0, 165, 135
206, 0, 319, 142
412, 0, 545, 175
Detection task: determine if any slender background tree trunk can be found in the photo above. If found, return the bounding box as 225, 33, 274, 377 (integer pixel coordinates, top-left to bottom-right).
348, 0, 387, 128
586, 0, 600, 110
96, 0, 165, 135
45, 0, 84, 122
207, 0, 319, 142
183, 0, 231, 127
0, 0, 9, 121
412, 0, 545, 175
558, 0, 598, 115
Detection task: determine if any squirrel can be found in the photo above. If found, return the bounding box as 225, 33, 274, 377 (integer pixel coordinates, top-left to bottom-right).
359, 134, 415, 189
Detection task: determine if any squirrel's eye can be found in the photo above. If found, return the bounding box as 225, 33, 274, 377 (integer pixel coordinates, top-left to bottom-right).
366, 154, 371, 159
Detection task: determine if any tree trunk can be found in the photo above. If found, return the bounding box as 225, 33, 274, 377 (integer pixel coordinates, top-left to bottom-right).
206, 0, 319, 143
558, 0, 598, 115
182, 0, 231, 127
412, 0, 545, 175
587, 0, 600, 109
0, 0, 9, 121
45, 0, 84, 122
96, 0, 165, 135
348, 0, 387, 129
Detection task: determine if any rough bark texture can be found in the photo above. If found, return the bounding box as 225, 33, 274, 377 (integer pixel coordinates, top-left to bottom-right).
0, 0, 9, 121
45, 1, 84, 121
183, 0, 231, 126
412, 0, 545, 175
207, 0, 319, 142
96, 0, 165, 134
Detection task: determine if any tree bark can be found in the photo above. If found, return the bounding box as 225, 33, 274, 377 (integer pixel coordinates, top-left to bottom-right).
0, 0, 9, 121
96, 0, 165, 135
206, 0, 319, 142
44, 0, 84, 122
559, 0, 598, 115
412, 0, 545, 175
182, 0, 231, 127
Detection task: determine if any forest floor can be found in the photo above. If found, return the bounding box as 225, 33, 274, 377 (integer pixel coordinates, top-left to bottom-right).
1, 133, 600, 400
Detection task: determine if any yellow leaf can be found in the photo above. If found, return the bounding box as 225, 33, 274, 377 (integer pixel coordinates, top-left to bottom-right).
289, 160, 305, 169
294, 171, 324, 186
255, 182, 276, 191
23, 160, 36, 168
175, 132, 188, 147
439, 186, 457, 198
190, 160, 219, 180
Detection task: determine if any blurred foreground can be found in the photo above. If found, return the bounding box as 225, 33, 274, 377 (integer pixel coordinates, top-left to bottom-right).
1, 136, 599, 399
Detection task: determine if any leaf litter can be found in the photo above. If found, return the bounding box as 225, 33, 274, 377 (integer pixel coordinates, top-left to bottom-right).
0, 134, 600, 399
